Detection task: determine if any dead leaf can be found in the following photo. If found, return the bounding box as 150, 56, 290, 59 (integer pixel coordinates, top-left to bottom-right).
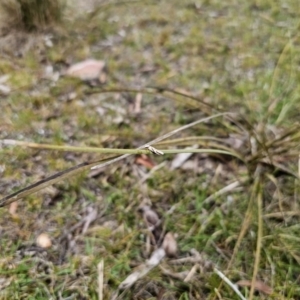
135, 154, 156, 169
139, 205, 160, 228
138, 205, 162, 242
170, 145, 198, 170
0, 84, 10, 95
66, 59, 106, 83
236, 280, 273, 295
9, 201, 18, 215
171, 152, 194, 170
0, 75, 10, 94
162, 232, 177, 258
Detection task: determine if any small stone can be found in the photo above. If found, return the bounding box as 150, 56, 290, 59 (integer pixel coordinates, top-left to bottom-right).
36, 233, 52, 248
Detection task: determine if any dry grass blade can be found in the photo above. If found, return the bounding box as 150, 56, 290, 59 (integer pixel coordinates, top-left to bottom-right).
98, 260, 104, 300
260, 159, 299, 178
115, 248, 165, 291
0, 139, 152, 155
0, 155, 118, 207
158, 136, 245, 152
203, 181, 242, 205
87, 85, 215, 113
249, 169, 263, 300
213, 268, 246, 300
264, 211, 300, 218
245, 125, 300, 179
90, 112, 231, 169
1, 139, 239, 157
146, 85, 216, 111
183, 264, 199, 282
266, 173, 285, 220
183, 249, 246, 299
213, 190, 254, 299
0, 113, 230, 207
248, 125, 300, 162
157, 136, 236, 146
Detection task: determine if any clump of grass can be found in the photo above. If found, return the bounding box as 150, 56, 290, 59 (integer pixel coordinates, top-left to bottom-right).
1, 0, 64, 32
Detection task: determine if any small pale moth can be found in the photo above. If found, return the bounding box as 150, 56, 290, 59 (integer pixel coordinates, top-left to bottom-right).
144, 145, 164, 155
